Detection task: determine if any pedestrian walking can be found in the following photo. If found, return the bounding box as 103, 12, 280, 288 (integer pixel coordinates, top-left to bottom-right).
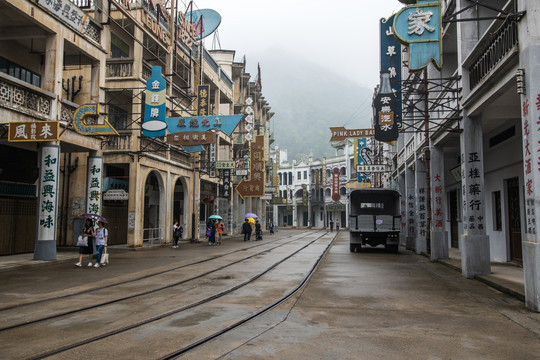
242, 218, 252, 241
172, 220, 182, 248
330, 220, 334, 232
76, 219, 95, 267
94, 221, 108, 268
216, 220, 225, 245
255, 220, 262, 240
269, 221, 275, 235
336, 220, 340, 232
207, 219, 216, 245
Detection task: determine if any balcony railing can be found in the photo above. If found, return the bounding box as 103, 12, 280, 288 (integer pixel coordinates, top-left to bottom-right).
104, 134, 132, 151
106, 58, 134, 78
0, 73, 53, 119
469, 21, 518, 90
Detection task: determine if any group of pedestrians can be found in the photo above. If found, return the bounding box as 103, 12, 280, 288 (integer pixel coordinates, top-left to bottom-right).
75, 219, 108, 268
242, 218, 264, 241
206, 218, 225, 246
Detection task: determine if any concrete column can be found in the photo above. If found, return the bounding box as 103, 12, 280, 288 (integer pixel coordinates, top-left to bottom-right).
292, 196, 297, 228
405, 165, 416, 250
460, 114, 490, 278
430, 145, 448, 261
133, 27, 144, 79
34, 144, 60, 260
398, 172, 406, 247
127, 161, 142, 247
518, 0, 540, 311
415, 159, 427, 254
43, 34, 63, 120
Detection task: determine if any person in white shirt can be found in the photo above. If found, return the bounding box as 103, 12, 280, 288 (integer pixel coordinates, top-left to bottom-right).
94, 221, 108, 268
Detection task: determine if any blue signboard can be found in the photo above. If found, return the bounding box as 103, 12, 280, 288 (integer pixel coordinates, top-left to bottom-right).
142, 66, 167, 137
185, 9, 222, 40
355, 138, 368, 183
165, 115, 244, 136
393, 0, 442, 72
380, 14, 402, 128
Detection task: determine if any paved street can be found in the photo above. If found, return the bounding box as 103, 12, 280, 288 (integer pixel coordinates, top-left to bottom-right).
0, 229, 539, 359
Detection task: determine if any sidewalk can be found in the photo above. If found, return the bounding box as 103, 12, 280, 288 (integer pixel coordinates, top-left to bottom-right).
437, 248, 525, 302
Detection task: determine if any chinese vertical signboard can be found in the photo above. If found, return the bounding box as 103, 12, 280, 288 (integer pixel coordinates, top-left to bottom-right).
380, 14, 402, 128
209, 142, 217, 178
37, 145, 60, 242
354, 138, 368, 183
522, 95, 539, 235
393, 0, 442, 72
461, 151, 485, 233
373, 72, 399, 142
142, 66, 167, 137
432, 172, 444, 229
236, 135, 265, 199
331, 167, 341, 202
86, 157, 103, 215
197, 85, 210, 116
244, 97, 254, 142
220, 169, 231, 199
9, 121, 59, 142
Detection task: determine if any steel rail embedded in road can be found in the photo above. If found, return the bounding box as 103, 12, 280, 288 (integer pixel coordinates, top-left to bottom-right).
0, 231, 319, 333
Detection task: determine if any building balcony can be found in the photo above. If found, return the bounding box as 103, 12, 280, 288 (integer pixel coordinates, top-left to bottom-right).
0, 72, 54, 121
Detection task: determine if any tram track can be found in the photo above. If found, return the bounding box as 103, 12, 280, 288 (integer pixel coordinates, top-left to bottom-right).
0, 232, 311, 313
0, 231, 320, 333
20, 231, 334, 360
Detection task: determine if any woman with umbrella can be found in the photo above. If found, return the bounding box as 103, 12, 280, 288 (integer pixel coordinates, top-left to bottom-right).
209, 215, 224, 245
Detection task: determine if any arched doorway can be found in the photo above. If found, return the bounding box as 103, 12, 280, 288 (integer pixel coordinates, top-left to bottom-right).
143, 171, 164, 243
172, 176, 188, 239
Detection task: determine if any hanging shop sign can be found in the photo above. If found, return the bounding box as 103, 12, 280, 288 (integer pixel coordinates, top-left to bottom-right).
37, 145, 60, 241
236, 135, 265, 199
357, 164, 389, 173
9, 121, 59, 142
216, 161, 235, 169
197, 85, 210, 116
103, 189, 129, 201
373, 72, 399, 142
354, 138, 368, 183
165, 115, 243, 137
331, 167, 341, 202
166, 131, 216, 146
185, 8, 222, 40
329, 127, 374, 142
380, 14, 402, 127
209, 142, 217, 178
302, 184, 308, 206
31, 0, 89, 35
142, 66, 167, 137
141, 11, 170, 44
220, 169, 231, 199
393, 0, 442, 71
86, 156, 103, 215
73, 104, 118, 136
235, 158, 248, 176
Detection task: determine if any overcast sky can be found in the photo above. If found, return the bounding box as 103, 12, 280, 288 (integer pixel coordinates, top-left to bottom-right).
189, 0, 404, 89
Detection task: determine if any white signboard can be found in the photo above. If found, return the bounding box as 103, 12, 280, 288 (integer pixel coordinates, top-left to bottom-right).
357, 164, 388, 173
103, 189, 129, 200
86, 157, 103, 214
37, 145, 60, 241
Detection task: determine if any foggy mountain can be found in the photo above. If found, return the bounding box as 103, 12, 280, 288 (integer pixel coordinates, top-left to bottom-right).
249, 48, 374, 162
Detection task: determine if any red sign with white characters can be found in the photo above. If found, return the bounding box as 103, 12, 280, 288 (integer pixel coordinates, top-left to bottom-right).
331, 167, 341, 202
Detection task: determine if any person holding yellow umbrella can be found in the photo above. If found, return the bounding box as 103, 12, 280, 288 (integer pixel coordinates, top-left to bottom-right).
242, 218, 253, 241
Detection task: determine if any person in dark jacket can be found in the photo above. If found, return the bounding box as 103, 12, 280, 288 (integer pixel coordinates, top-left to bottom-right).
255, 220, 262, 240
242, 219, 252, 241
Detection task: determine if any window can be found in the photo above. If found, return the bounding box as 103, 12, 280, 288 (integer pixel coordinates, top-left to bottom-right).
110, 33, 130, 58
304, 171, 307, 179
493, 191, 502, 231
108, 104, 128, 130
0, 56, 41, 87
297, 171, 301, 180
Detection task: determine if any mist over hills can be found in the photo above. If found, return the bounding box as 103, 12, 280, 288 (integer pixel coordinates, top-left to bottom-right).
250, 48, 374, 162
